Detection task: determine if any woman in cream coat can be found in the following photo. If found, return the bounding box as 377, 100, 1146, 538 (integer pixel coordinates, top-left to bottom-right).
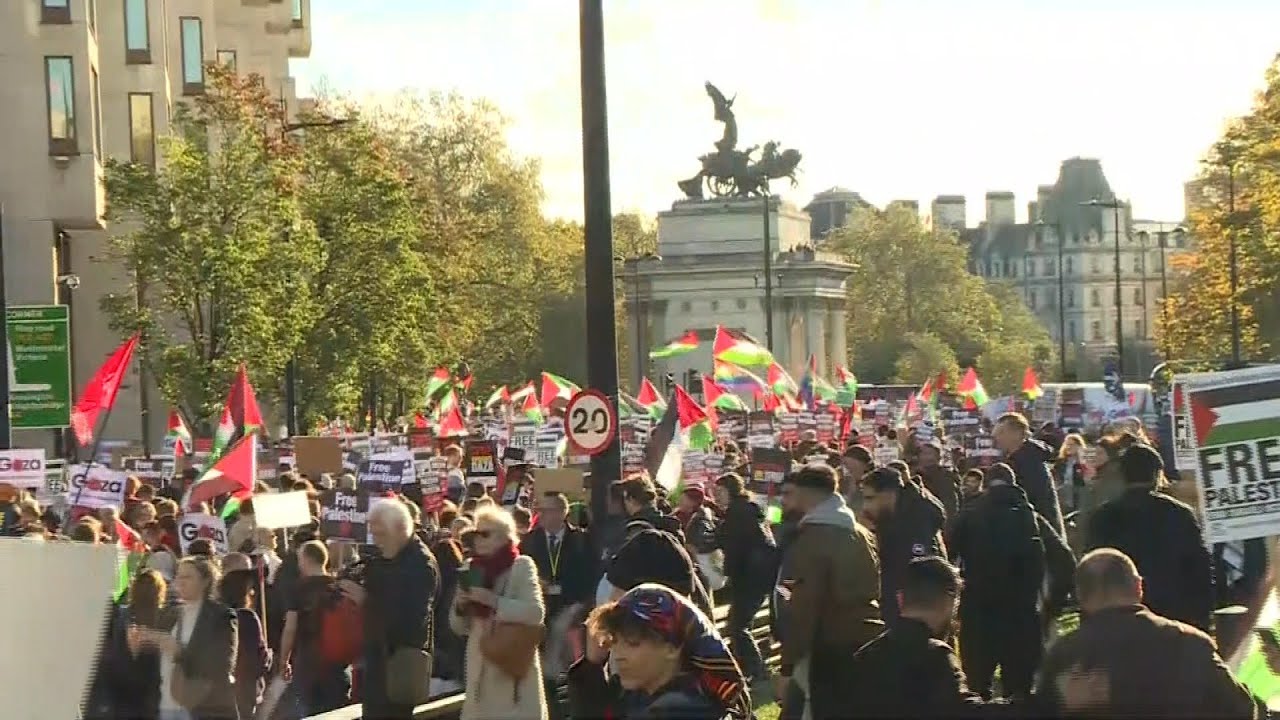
451, 507, 548, 720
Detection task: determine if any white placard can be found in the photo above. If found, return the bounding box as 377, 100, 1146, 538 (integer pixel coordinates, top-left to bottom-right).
66, 465, 128, 510
251, 490, 311, 530
0, 449, 46, 490
178, 512, 230, 554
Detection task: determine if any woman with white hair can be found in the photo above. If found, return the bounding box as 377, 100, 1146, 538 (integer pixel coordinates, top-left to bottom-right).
338, 498, 439, 720
452, 506, 548, 720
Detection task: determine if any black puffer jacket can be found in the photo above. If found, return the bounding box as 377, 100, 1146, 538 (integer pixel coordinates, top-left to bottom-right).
875, 482, 947, 627
1007, 438, 1066, 538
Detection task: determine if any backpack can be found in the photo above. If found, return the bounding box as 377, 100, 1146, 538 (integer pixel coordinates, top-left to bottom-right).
973, 498, 1045, 600
318, 593, 364, 666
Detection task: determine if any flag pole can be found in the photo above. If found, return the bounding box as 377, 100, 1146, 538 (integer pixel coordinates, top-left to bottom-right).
65, 401, 121, 520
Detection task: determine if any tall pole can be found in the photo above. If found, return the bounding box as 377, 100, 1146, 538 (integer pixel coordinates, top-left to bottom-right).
632, 261, 642, 389
136, 270, 152, 457
1158, 229, 1170, 359
0, 204, 10, 450
580, 0, 621, 539
1055, 223, 1067, 378
762, 193, 774, 351
1113, 202, 1125, 378
1228, 165, 1242, 366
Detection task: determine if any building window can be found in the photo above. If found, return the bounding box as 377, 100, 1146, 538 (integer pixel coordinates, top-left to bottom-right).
1065, 257, 1073, 275
88, 0, 96, 33
1025, 257, 1035, 278
680, 301, 691, 312
1135, 319, 1145, 337
217, 50, 237, 71
736, 299, 747, 310
1068, 320, 1077, 342
1090, 288, 1100, 307
1009, 263, 1018, 279
1091, 256, 1101, 275
291, 0, 304, 26
1066, 288, 1075, 308
1045, 259, 1056, 276
90, 67, 102, 159
1132, 254, 1143, 272
124, 0, 151, 64
128, 93, 155, 167
180, 17, 204, 95
44, 56, 77, 155
1133, 287, 1144, 305
1091, 321, 1102, 341
710, 300, 720, 311
41, 0, 70, 24
1028, 290, 1037, 309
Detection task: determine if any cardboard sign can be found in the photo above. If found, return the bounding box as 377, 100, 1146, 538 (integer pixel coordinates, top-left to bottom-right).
178, 512, 229, 554
418, 456, 447, 512
536, 468, 587, 502
0, 449, 46, 490
252, 490, 312, 530
464, 440, 498, 484
356, 452, 414, 494
319, 489, 371, 541
293, 436, 344, 480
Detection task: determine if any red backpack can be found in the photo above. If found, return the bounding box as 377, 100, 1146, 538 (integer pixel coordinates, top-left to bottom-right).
317, 594, 364, 666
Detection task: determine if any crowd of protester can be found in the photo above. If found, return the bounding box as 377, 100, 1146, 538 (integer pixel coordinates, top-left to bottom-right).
3, 408, 1279, 719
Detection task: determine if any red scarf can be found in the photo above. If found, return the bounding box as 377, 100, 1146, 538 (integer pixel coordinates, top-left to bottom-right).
466, 541, 519, 618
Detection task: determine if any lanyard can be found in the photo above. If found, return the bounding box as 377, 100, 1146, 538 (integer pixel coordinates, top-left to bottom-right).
548, 532, 563, 579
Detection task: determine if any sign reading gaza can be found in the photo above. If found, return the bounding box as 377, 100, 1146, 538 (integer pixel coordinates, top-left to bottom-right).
1189, 369, 1280, 544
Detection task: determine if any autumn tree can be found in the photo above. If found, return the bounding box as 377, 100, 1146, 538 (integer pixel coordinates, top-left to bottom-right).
1159, 55, 1280, 362
102, 66, 322, 430
827, 205, 1055, 394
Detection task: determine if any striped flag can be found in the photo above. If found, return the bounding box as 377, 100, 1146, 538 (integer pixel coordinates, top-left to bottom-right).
1191, 379, 1280, 447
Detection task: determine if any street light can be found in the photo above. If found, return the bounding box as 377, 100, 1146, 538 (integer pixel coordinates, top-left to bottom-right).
278, 113, 352, 438
761, 192, 775, 351
1082, 197, 1127, 378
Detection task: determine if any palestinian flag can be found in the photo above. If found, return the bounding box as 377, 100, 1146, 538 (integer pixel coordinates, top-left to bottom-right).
956, 367, 990, 409
1022, 367, 1044, 400
1190, 379, 1280, 447
425, 367, 452, 404
166, 410, 192, 457
521, 390, 544, 424
834, 364, 859, 406
711, 360, 766, 395
649, 330, 700, 360
510, 381, 536, 405
767, 362, 799, 397
636, 378, 667, 418
436, 405, 468, 438
183, 435, 257, 511
618, 391, 648, 419
702, 375, 749, 412
412, 411, 429, 429
432, 390, 459, 420
218, 488, 253, 521
483, 385, 510, 410
540, 371, 580, 408
208, 365, 263, 463
712, 326, 773, 367
799, 354, 838, 409
644, 387, 715, 493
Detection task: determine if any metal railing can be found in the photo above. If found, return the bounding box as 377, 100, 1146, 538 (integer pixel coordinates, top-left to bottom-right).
307, 604, 779, 720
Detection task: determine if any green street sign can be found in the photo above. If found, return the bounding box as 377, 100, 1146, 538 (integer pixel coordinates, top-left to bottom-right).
6, 305, 72, 429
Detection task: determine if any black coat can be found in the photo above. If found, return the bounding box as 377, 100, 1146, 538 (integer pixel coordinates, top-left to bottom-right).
158, 600, 241, 720
875, 483, 947, 627
520, 524, 594, 613
606, 528, 714, 617
715, 495, 777, 592
361, 538, 439, 719
1085, 486, 1214, 633
834, 618, 985, 719
1007, 438, 1066, 539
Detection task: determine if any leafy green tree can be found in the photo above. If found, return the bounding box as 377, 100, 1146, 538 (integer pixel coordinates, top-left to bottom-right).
826, 205, 1054, 389
101, 66, 322, 430
892, 332, 959, 385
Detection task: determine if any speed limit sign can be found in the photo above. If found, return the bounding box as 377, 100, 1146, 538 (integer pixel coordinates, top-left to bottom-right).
564, 389, 617, 456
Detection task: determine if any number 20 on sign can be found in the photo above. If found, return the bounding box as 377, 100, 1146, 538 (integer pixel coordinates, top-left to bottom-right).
565, 389, 617, 456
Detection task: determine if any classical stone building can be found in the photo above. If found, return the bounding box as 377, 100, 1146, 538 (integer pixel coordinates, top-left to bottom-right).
955, 157, 1191, 378
623, 197, 855, 391
0, 0, 312, 453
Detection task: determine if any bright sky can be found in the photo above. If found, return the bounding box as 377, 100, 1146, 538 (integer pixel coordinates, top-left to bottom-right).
293, 0, 1280, 225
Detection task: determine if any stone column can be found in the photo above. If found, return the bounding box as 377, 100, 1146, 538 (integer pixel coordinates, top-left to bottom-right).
804, 300, 821, 369
830, 302, 848, 371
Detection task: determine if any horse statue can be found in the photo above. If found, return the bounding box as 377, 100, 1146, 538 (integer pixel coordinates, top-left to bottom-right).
676, 84, 802, 199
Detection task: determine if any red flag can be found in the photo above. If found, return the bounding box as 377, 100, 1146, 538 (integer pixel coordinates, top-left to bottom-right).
116, 519, 144, 553
71, 334, 139, 446
437, 406, 468, 438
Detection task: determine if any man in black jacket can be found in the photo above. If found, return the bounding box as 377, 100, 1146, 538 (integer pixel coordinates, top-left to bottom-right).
521, 491, 593, 619
1085, 443, 1214, 633
614, 475, 685, 541
858, 467, 947, 627
995, 412, 1066, 538
947, 463, 1075, 700
713, 472, 777, 683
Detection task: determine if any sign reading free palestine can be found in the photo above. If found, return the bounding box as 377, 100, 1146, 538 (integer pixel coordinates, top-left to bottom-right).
6, 305, 72, 429
1188, 365, 1280, 544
